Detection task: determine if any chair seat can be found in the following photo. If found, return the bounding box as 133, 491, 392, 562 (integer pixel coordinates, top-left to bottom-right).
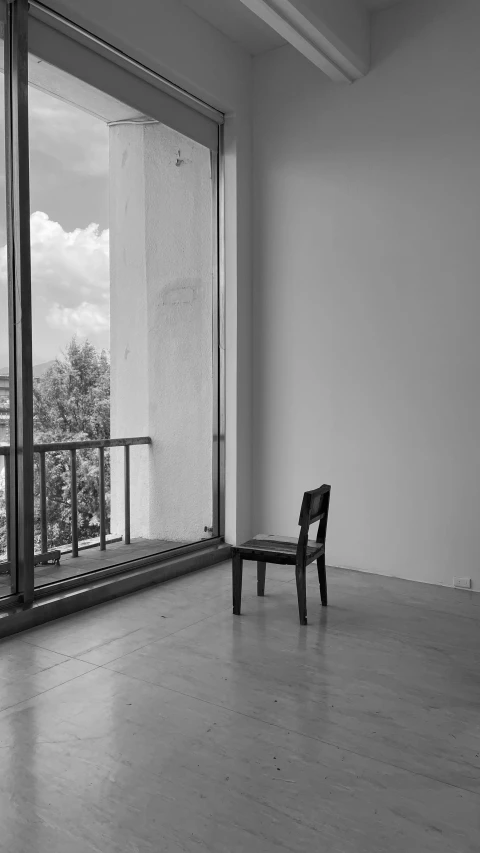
234, 533, 324, 565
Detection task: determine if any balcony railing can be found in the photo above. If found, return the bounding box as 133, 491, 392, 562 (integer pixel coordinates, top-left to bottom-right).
0, 436, 151, 571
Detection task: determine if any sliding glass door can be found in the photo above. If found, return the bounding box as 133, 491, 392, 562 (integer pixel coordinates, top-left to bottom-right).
1, 0, 223, 601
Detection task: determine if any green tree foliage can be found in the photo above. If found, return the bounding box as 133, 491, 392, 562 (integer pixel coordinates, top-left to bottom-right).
0, 338, 111, 560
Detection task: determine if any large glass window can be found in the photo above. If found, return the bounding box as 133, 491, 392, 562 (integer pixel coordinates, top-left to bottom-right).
1, 1, 222, 599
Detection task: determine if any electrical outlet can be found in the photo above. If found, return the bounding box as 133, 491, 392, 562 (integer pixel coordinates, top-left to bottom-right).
453, 577, 471, 589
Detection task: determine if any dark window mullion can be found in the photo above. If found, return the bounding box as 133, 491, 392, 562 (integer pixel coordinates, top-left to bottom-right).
5, 0, 34, 604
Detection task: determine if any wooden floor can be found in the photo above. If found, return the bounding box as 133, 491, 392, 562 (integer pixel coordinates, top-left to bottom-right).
0, 537, 188, 594
0, 561, 479, 852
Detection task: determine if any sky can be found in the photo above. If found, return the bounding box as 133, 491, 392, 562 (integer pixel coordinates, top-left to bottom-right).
0, 82, 110, 368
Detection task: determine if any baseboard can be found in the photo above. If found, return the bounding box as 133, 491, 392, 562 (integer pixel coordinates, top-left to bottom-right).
327, 562, 480, 594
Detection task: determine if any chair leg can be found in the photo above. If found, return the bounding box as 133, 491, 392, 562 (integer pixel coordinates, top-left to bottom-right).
257, 561, 266, 596
232, 552, 243, 615
317, 553, 328, 606
295, 561, 307, 625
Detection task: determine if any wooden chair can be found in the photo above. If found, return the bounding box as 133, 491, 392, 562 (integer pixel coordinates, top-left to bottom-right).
232, 484, 331, 625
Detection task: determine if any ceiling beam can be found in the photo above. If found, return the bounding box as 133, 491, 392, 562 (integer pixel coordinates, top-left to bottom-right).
237, 0, 370, 82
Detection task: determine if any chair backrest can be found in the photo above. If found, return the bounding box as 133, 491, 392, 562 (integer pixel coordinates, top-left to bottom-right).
296, 485, 331, 563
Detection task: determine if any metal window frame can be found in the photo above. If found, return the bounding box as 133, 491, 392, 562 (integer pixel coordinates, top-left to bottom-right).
0, 0, 225, 606
217, 126, 226, 539
28, 0, 224, 129
212, 126, 226, 540
5, 0, 34, 604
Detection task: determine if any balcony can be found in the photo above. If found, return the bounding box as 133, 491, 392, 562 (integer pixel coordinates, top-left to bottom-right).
0, 435, 198, 593
0, 31, 220, 605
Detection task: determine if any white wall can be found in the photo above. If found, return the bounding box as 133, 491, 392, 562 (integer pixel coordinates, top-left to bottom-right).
253, 0, 480, 590
50, 0, 254, 544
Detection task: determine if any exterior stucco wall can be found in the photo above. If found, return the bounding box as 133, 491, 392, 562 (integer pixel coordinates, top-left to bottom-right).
109, 124, 150, 539
144, 125, 213, 541
110, 123, 213, 542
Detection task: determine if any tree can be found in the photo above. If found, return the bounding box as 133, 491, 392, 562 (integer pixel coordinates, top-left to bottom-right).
0, 337, 110, 559
32, 338, 111, 552
33, 337, 110, 440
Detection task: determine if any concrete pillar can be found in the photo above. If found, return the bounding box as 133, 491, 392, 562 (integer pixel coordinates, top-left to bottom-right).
109, 122, 213, 543
109, 124, 150, 540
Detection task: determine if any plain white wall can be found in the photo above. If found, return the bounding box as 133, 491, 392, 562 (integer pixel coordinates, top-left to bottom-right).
253, 0, 480, 590
49, 0, 254, 544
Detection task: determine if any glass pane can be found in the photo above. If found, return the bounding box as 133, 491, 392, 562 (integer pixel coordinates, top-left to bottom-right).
27, 52, 216, 588
0, 24, 12, 597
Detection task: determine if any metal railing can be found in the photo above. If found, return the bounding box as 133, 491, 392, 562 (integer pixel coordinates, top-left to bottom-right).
0, 436, 151, 568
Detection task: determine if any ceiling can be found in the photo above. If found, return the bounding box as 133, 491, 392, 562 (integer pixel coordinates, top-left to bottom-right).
182, 0, 406, 57
181, 0, 285, 55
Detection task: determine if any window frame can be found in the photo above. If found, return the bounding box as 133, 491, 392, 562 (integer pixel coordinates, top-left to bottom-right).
1, 0, 225, 605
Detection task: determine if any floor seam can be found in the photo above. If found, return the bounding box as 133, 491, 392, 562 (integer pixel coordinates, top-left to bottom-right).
73, 607, 233, 665
0, 655, 73, 687
73, 585, 286, 665
0, 663, 100, 717
16, 599, 480, 660
98, 664, 480, 800
17, 599, 233, 658
20, 629, 140, 657
16, 585, 278, 662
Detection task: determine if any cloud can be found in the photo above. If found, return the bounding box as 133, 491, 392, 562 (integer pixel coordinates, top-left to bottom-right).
47, 302, 110, 336
30, 211, 109, 304
0, 212, 110, 363
0, 84, 109, 251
